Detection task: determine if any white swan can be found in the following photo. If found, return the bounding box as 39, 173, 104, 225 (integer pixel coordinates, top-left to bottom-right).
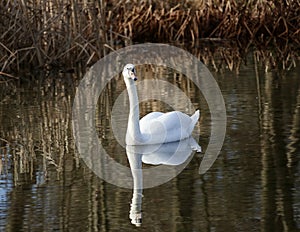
122, 64, 200, 145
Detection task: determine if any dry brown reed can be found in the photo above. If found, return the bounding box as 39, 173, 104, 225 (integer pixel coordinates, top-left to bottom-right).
1, 0, 109, 73
107, 0, 300, 45
0, 0, 299, 76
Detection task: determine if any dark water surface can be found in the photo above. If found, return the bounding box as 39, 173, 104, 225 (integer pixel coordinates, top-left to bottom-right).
1, 52, 300, 231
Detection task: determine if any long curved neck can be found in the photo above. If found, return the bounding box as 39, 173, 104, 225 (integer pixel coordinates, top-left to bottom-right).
125, 79, 142, 144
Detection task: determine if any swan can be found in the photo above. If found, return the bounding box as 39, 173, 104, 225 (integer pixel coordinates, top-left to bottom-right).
122, 63, 200, 145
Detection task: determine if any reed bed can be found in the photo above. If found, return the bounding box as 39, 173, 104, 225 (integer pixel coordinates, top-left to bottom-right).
114, 0, 300, 43
0, 0, 299, 76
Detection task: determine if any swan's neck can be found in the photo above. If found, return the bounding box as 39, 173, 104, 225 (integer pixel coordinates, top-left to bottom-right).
125, 79, 142, 144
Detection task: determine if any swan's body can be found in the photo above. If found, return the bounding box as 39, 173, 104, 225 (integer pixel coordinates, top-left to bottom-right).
123, 64, 199, 145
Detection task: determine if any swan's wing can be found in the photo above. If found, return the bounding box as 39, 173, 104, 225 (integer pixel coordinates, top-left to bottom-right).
139, 111, 200, 144
143, 111, 192, 138
156, 111, 192, 131
140, 112, 163, 133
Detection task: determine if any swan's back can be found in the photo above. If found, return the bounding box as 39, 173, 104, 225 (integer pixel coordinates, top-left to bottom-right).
139, 110, 199, 144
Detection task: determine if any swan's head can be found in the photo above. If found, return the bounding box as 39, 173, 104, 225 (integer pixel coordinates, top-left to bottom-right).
122, 64, 137, 81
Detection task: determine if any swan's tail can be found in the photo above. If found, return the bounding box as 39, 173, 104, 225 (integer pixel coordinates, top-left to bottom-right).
189, 110, 200, 133
191, 110, 200, 124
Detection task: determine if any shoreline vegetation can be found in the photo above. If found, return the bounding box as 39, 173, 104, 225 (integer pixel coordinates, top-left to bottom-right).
0, 0, 299, 78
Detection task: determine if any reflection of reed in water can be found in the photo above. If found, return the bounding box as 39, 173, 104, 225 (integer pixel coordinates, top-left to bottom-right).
187, 40, 298, 73
0, 59, 299, 230
0, 78, 78, 185
256, 67, 300, 231
286, 87, 300, 168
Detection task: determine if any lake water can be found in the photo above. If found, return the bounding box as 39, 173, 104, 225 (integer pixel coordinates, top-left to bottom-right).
0, 49, 300, 231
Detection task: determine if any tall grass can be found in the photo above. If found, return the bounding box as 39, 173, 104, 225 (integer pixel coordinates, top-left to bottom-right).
0, 0, 299, 76
1, 0, 107, 71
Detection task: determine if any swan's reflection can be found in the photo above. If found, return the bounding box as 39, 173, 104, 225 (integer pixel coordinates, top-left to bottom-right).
126, 137, 201, 226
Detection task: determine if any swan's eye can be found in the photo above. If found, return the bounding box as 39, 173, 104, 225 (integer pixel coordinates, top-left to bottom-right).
127, 67, 135, 73
127, 67, 136, 76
